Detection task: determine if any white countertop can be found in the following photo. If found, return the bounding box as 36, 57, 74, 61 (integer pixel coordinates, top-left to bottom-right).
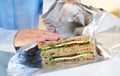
34, 53, 120, 76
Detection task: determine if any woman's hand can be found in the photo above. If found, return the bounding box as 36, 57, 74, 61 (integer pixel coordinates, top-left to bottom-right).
14, 28, 61, 47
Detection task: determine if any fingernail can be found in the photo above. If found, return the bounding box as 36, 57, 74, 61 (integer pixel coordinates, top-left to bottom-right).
53, 37, 59, 40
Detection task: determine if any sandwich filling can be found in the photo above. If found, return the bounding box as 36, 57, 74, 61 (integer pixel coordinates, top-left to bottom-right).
48, 52, 94, 64
41, 40, 90, 56
49, 53, 94, 64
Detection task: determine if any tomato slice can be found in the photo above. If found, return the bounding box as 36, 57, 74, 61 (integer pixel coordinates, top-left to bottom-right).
68, 43, 77, 47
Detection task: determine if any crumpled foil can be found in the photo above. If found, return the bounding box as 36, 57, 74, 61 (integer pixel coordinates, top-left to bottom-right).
83, 12, 120, 58
42, 0, 102, 39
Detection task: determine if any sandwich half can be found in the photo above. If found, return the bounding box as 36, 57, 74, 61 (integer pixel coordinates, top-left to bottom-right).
38, 35, 95, 65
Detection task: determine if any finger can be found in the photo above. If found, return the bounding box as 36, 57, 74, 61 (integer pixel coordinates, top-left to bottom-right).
28, 35, 59, 43
31, 37, 46, 43
44, 41, 58, 44
26, 31, 61, 41
43, 19, 50, 24
41, 30, 61, 39
25, 29, 62, 41
30, 29, 61, 39
28, 34, 59, 41
41, 34, 60, 41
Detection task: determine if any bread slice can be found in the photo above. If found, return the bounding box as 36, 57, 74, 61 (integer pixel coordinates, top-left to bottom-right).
41, 43, 94, 65
51, 53, 95, 64
38, 35, 90, 49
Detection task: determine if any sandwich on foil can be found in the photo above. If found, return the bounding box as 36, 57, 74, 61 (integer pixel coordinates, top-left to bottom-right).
38, 35, 95, 65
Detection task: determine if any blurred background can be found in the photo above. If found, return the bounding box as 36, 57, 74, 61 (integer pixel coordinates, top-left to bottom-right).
81, 0, 120, 18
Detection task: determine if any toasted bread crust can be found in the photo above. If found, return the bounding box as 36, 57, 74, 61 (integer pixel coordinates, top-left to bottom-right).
57, 35, 90, 44
38, 35, 90, 49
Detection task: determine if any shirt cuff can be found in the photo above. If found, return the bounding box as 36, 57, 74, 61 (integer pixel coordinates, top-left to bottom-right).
0, 29, 18, 53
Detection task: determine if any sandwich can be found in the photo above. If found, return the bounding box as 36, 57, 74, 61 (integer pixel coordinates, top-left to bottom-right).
38, 35, 95, 65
